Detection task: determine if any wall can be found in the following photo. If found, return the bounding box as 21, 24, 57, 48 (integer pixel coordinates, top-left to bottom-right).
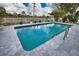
0, 17, 49, 26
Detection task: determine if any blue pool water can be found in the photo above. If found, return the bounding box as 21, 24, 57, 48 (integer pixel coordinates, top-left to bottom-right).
15, 23, 71, 51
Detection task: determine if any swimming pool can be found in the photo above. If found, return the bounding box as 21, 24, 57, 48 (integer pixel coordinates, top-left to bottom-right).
15, 23, 71, 51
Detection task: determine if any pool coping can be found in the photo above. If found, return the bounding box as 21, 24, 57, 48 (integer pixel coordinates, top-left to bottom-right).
0, 22, 74, 29
14, 22, 73, 29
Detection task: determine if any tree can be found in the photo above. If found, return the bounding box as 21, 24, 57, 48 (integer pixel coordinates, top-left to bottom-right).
75, 11, 79, 22
50, 7, 66, 21
0, 7, 6, 25
0, 7, 6, 17
50, 3, 79, 22
60, 3, 79, 14
21, 11, 26, 15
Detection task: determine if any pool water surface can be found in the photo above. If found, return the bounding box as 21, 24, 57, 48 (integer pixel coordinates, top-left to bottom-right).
15, 23, 71, 51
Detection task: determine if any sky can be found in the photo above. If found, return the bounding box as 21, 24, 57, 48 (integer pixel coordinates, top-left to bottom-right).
0, 3, 57, 16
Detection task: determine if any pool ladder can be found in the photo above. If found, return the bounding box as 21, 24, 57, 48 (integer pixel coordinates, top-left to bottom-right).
63, 28, 69, 40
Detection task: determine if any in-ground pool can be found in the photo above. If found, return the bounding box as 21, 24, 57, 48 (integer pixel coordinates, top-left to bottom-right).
15, 23, 71, 51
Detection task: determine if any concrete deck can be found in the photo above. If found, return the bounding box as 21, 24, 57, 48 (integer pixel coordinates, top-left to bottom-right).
0, 24, 79, 56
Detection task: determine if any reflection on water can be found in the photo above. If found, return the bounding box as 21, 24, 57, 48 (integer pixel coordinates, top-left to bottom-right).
16, 23, 71, 51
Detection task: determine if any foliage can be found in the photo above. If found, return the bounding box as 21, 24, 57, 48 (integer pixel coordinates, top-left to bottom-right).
50, 3, 79, 22
74, 11, 79, 22
50, 8, 66, 21
0, 7, 6, 17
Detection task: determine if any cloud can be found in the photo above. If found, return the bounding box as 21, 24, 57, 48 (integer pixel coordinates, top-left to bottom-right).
0, 3, 27, 14
26, 3, 53, 16
0, 3, 55, 16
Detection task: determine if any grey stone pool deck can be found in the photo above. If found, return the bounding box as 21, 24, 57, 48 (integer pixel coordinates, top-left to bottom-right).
0, 24, 79, 56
